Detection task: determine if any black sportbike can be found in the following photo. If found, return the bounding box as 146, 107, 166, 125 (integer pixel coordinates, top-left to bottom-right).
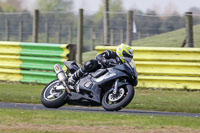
41, 58, 137, 111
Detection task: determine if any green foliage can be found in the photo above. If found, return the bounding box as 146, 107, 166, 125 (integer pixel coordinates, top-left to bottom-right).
95, 0, 124, 23
37, 0, 73, 11
3, 4, 16, 12
110, 0, 124, 12
0, 6, 3, 12
134, 10, 185, 35
160, 15, 185, 32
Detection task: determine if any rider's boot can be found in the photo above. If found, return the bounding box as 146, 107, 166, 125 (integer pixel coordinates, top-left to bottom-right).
68, 68, 84, 86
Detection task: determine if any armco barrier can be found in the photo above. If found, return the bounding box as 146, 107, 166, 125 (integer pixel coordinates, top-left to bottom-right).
0, 41, 75, 84
96, 46, 200, 90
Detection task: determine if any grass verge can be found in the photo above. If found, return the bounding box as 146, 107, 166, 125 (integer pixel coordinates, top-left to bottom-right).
0, 82, 200, 113
0, 108, 199, 133
83, 51, 98, 62
0, 82, 44, 104
133, 25, 200, 47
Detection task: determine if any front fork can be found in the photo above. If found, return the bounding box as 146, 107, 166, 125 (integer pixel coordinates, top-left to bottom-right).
53, 64, 71, 94
113, 79, 119, 94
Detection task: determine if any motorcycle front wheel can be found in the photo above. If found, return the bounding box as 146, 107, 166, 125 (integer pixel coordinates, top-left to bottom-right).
41, 79, 68, 108
102, 84, 134, 111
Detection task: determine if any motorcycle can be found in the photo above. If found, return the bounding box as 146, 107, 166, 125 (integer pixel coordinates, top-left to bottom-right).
41, 58, 137, 111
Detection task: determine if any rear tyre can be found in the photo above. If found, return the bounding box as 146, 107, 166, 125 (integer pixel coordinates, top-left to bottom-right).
102, 84, 134, 111
41, 80, 68, 108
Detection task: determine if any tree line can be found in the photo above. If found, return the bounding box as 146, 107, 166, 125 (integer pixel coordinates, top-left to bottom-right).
0, 0, 200, 44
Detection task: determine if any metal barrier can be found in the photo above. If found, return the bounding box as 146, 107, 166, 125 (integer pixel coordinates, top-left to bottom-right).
96, 46, 200, 90
0, 41, 75, 84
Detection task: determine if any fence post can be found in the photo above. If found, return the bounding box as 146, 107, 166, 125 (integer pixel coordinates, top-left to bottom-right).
110, 29, 114, 45
45, 21, 49, 43
58, 24, 61, 44
19, 21, 23, 42
120, 28, 124, 43
138, 32, 141, 40
68, 25, 72, 44
185, 12, 194, 47
77, 9, 84, 64
5, 19, 9, 41
126, 11, 133, 46
90, 27, 95, 50
101, 30, 104, 44
103, 0, 110, 45
32, 9, 39, 42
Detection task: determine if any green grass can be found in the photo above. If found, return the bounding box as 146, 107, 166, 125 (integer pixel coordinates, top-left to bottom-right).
127, 89, 200, 113
133, 25, 200, 47
0, 82, 200, 113
0, 108, 199, 133
83, 50, 98, 62
0, 82, 44, 104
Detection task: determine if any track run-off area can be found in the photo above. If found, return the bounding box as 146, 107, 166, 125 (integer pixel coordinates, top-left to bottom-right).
0, 102, 199, 117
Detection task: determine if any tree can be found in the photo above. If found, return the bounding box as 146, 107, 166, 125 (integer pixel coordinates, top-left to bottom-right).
163, 1, 179, 15
110, 0, 124, 12
135, 10, 162, 35
95, 0, 124, 22
189, 7, 200, 25
3, 5, 16, 12
189, 7, 200, 14
0, 0, 21, 12
160, 15, 185, 33
37, 0, 73, 11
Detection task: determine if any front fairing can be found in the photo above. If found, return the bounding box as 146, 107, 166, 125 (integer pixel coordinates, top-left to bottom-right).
124, 57, 137, 75
129, 59, 137, 78
117, 59, 136, 73
125, 62, 137, 80
129, 59, 136, 69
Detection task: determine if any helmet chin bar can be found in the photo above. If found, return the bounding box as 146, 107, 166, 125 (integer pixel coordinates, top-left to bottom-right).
124, 57, 132, 63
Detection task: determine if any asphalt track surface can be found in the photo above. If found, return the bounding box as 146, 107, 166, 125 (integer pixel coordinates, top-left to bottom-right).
0, 102, 199, 117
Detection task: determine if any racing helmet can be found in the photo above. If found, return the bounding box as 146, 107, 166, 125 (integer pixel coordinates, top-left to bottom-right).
116, 43, 133, 62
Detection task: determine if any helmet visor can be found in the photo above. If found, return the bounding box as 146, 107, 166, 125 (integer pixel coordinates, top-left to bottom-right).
122, 50, 133, 58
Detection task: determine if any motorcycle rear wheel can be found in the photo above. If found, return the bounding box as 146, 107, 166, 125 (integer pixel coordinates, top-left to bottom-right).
41, 79, 68, 108
102, 84, 134, 111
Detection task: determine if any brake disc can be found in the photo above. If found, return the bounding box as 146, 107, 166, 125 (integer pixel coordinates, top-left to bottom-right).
108, 88, 125, 102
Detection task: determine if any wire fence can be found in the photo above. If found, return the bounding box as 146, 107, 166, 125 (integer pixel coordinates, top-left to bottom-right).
192, 14, 200, 47
0, 10, 200, 50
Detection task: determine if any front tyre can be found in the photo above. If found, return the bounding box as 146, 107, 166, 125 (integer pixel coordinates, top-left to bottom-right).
102, 84, 134, 111
41, 79, 68, 108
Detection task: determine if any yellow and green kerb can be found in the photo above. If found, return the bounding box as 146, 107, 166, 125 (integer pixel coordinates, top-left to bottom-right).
0, 41, 70, 84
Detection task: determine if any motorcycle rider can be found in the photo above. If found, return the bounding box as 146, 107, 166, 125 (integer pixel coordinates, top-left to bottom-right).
68, 43, 137, 86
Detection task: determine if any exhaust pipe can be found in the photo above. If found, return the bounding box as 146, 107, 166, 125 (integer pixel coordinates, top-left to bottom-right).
54, 64, 67, 81
54, 64, 70, 93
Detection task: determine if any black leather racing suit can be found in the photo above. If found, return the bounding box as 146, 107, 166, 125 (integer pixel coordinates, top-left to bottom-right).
68, 50, 120, 84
